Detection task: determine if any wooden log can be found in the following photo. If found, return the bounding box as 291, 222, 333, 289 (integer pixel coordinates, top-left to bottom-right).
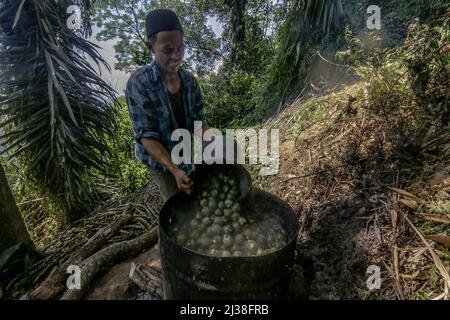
129, 262, 163, 299
60, 227, 158, 300
28, 206, 132, 300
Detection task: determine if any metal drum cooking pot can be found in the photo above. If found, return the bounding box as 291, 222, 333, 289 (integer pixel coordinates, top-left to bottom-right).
159, 185, 299, 300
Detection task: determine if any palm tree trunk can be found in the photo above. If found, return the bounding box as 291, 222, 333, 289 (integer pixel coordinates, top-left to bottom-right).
0, 161, 33, 252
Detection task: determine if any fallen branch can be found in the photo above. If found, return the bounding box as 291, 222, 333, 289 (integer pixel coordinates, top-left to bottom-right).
28, 205, 133, 300
60, 227, 158, 300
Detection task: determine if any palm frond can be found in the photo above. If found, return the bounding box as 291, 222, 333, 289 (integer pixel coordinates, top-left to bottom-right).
0, 0, 118, 220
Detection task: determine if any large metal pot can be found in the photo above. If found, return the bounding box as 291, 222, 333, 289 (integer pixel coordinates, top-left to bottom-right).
159, 184, 299, 300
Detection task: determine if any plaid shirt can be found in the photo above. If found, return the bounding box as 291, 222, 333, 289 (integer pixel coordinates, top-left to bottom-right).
125, 62, 206, 173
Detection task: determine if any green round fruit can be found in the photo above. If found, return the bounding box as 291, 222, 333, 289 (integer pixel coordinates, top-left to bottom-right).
234, 234, 244, 243
219, 193, 226, 200
191, 229, 200, 238
217, 201, 225, 209
223, 225, 233, 233
186, 240, 195, 248
214, 209, 222, 216
208, 248, 218, 256
190, 219, 200, 228
243, 229, 253, 240
210, 224, 222, 235
222, 234, 233, 248
208, 199, 217, 210
238, 217, 247, 226
200, 199, 208, 207
197, 237, 209, 248
224, 199, 233, 208
212, 235, 222, 245
206, 227, 215, 236
232, 250, 241, 257
223, 185, 229, 193
202, 217, 211, 225
244, 240, 257, 251
256, 234, 266, 245
201, 191, 209, 198
223, 209, 232, 217
275, 241, 284, 250
221, 250, 231, 257
275, 233, 285, 242
213, 216, 224, 225
232, 222, 240, 230
201, 207, 210, 216
211, 189, 219, 197
232, 203, 240, 212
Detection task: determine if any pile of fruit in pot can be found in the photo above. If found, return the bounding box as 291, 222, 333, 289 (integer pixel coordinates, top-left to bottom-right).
169, 170, 287, 257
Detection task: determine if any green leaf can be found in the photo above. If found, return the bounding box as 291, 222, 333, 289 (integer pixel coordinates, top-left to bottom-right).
12, 0, 26, 30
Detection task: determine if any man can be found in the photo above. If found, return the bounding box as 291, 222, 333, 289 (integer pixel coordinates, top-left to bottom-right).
125, 9, 209, 201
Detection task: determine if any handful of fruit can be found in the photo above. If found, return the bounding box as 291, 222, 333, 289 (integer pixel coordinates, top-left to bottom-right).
168, 169, 287, 257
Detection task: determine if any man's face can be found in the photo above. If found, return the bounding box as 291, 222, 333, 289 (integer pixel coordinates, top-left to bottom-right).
149, 30, 185, 75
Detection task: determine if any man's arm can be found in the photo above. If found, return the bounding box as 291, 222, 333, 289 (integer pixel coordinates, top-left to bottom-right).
126, 77, 192, 194
141, 138, 192, 194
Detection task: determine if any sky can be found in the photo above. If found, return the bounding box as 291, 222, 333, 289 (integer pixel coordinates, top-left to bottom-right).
89, 16, 224, 96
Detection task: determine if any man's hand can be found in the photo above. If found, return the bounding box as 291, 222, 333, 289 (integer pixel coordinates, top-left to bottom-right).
172, 167, 193, 195
141, 138, 194, 195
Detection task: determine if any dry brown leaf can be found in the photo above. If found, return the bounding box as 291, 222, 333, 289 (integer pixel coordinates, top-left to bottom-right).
424, 214, 450, 224
425, 235, 450, 249
398, 198, 419, 210
388, 187, 423, 203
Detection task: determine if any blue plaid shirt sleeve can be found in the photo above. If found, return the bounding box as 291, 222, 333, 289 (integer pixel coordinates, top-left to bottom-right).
125, 78, 160, 143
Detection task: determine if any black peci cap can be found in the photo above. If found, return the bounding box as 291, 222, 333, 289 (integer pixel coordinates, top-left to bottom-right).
146, 9, 184, 39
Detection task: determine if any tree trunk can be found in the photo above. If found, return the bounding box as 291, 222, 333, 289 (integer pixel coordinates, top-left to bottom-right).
0, 161, 33, 252
225, 0, 247, 65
